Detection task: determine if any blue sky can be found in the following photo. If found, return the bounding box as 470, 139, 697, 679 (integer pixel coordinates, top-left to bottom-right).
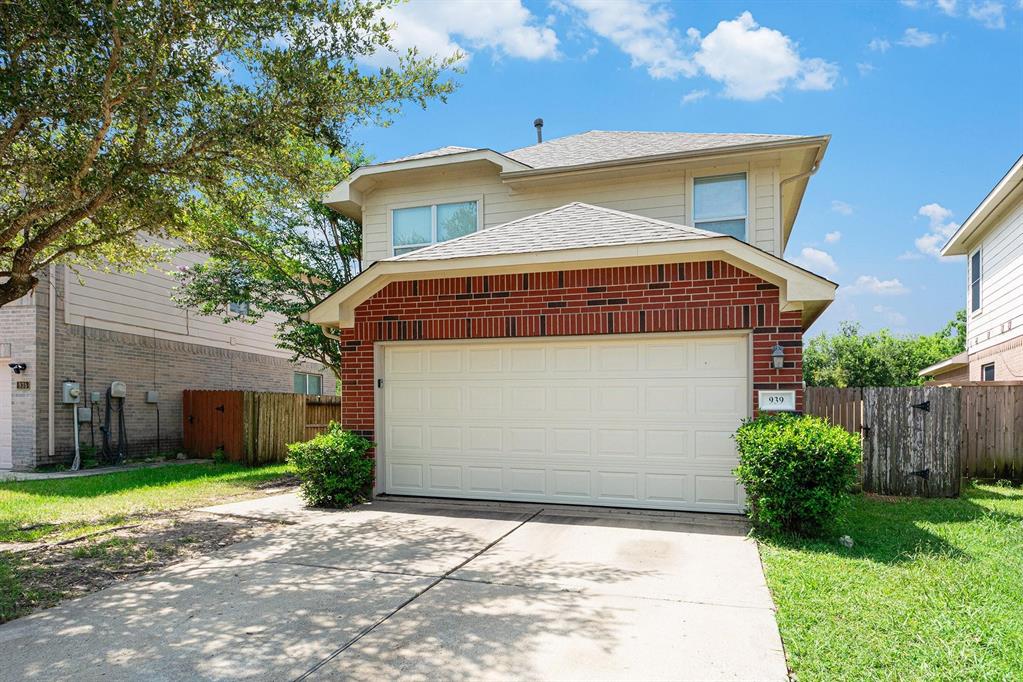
351, 0, 1023, 337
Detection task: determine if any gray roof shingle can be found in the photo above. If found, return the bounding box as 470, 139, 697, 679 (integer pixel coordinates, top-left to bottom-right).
387, 202, 718, 262
503, 130, 803, 169
375, 131, 810, 172
381, 146, 478, 163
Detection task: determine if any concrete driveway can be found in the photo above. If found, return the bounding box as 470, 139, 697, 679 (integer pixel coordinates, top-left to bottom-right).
0, 495, 787, 681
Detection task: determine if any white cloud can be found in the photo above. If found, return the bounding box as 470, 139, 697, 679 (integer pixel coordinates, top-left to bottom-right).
913, 202, 960, 256
831, 200, 854, 215
868, 38, 891, 52
365, 0, 559, 67
937, 0, 959, 14
873, 305, 908, 326
969, 1, 1006, 28
857, 62, 876, 76
792, 247, 839, 275
844, 275, 911, 296
898, 250, 925, 260
681, 89, 708, 105
690, 12, 839, 100
558, 0, 695, 78
899, 27, 940, 46
559, 5, 837, 100
825, 231, 842, 243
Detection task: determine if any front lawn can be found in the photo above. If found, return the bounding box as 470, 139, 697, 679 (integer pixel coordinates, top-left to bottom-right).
0, 462, 296, 622
759, 483, 1023, 681
0, 462, 293, 543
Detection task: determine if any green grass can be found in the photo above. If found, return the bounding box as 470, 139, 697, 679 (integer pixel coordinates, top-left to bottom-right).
0, 462, 293, 543
759, 483, 1023, 681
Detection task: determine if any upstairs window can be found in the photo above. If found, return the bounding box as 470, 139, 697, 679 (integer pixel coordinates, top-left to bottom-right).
970, 249, 982, 312
392, 201, 478, 256
294, 372, 322, 395
693, 173, 748, 241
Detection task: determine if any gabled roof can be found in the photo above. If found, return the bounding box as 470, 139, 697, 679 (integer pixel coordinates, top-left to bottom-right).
942, 154, 1023, 256
388, 203, 715, 262
503, 131, 805, 170
305, 203, 837, 330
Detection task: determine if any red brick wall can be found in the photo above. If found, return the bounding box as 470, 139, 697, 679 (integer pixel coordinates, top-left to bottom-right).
339, 260, 804, 444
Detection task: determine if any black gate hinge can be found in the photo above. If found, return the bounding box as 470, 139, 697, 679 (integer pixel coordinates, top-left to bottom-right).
377, 378, 383, 388
911, 400, 930, 412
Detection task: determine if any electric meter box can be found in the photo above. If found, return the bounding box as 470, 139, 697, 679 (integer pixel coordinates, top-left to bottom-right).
145, 390, 159, 404
110, 381, 127, 398
62, 381, 81, 404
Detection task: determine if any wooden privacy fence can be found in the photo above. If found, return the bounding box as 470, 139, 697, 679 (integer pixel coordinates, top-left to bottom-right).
805, 385, 1023, 496
183, 391, 342, 464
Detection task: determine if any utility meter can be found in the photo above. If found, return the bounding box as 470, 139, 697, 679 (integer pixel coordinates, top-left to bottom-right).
62, 381, 81, 404
110, 381, 127, 398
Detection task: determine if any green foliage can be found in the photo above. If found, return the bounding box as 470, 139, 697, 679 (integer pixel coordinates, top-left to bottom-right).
211, 449, 228, 464
287, 424, 373, 508
803, 310, 965, 387
734, 414, 861, 535
172, 149, 358, 379
0, 0, 458, 305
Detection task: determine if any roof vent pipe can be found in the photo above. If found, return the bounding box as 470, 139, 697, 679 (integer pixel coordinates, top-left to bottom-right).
533, 118, 543, 143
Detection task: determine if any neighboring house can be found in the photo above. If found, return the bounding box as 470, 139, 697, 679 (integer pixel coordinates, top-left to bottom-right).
0, 248, 336, 471
306, 129, 836, 514
921, 155, 1023, 384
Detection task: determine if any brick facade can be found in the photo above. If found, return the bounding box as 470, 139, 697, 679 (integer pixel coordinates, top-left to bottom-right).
339, 259, 804, 447
1, 268, 337, 470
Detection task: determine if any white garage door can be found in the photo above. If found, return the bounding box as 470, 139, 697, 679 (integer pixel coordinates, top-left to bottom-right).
380, 334, 749, 513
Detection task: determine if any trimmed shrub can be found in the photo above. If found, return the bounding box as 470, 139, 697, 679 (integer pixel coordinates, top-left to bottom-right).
287, 423, 374, 508
734, 413, 861, 535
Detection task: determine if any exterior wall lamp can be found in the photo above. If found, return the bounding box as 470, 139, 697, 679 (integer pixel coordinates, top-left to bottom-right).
771, 344, 785, 370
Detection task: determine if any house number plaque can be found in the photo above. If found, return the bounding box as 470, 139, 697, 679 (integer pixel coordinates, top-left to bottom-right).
758, 390, 795, 412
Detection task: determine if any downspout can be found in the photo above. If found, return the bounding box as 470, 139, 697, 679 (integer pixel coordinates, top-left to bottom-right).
47, 264, 56, 463
319, 325, 342, 342
778, 146, 824, 189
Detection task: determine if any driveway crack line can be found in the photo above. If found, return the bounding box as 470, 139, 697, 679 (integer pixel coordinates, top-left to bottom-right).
292, 508, 544, 681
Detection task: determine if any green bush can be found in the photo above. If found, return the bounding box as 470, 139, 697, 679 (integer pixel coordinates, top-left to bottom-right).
733, 413, 861, 535
287, 423, 374, 508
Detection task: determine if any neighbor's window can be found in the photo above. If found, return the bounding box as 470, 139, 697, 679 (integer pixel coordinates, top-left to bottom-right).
294, 372, 322, 395
982, 363, 995, 382
392, 200, 478, 255
970, 249, 982, 313
228, 301, 249, 317
693, 173, 748, 241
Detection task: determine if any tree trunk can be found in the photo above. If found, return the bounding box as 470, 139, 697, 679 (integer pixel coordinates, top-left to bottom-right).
0, 272, 38, 307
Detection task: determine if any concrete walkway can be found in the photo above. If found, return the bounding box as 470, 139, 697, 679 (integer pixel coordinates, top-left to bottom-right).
0, 494, 788, 681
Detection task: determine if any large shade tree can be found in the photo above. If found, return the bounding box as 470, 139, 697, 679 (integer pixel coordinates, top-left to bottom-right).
172, 149, 358, 380
0, 0, 455, 306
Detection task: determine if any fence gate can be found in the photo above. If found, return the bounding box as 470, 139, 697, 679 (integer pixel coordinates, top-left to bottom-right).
182, 390, 244, 461
862, 386, 961, 497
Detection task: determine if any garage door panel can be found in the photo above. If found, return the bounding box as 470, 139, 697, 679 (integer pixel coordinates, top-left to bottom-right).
382, 336, 748, 513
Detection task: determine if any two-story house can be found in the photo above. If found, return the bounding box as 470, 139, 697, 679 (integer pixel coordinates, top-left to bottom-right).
921, 155, 1023, 384
306, 129, 837, 513
0, 249, 337, 471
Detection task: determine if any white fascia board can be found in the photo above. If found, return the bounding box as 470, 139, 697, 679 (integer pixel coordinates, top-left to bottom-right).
304, 237, 837, 329
942, 155, 1023, 256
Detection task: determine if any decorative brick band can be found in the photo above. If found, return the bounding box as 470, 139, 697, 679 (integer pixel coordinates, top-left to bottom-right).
340, 260, 804, 445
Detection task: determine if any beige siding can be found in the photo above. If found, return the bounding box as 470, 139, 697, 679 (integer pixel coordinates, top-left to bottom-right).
362, 158, 788, 266
64, 247, 292, 358
968, 196, 1023, 354
752, 164, 779, 255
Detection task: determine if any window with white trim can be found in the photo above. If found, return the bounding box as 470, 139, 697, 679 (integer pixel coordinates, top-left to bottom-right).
981, 362, 995, 382
970, 248, 982, 313
293, 372, 322, 395
392, 200, 478, 255
693, 173, 748, 242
